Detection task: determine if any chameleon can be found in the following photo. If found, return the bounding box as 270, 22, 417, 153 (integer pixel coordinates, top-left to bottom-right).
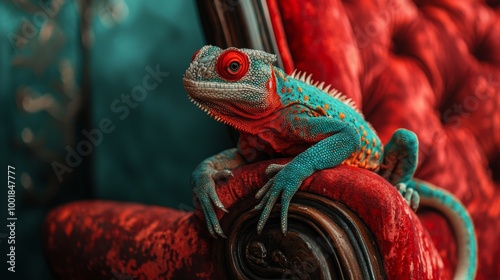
183, 45, 477, 280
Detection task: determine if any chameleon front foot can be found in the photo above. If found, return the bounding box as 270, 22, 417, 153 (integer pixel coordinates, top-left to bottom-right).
254, 164, 286, 199
395, 183, 420, 211
193, 169, 233, 238
254, 163, 298, 235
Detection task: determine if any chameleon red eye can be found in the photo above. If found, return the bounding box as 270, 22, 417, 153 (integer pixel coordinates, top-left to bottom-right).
216, 49, 249, 81
191, 50, 200, 61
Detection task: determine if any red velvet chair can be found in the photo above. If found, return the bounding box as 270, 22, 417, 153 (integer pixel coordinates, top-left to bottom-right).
43, 0, 500, 279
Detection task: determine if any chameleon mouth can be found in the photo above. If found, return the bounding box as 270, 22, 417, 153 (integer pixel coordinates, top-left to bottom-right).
183, 78, 260, 94
186, 95, 254, 134
183, 78, 273, 134
183, 80, 251, 133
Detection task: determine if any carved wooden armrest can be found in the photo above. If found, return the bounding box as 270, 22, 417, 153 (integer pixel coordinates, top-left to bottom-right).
213, 192, 385, 279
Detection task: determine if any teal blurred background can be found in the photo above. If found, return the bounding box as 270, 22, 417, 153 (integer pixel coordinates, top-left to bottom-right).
0, 0, 232, 279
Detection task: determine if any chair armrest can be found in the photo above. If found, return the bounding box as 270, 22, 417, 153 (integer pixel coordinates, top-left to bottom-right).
214, 191, 385, 279
43, 159, 449, 279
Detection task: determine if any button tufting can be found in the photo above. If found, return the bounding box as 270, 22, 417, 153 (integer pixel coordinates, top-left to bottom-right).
390, 31, 408, 56
473, 40, 493, 62
472, 33, 499, 64
491, 156, 500, 183
485, 0, 500, 8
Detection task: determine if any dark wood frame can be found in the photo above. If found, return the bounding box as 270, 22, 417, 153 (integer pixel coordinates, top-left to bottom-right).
213, 192, 386, 279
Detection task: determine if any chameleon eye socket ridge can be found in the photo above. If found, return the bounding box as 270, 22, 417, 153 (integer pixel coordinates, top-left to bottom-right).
216, 50, 249, 81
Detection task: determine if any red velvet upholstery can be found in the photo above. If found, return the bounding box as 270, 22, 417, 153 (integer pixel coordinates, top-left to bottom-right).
44, 160, 448, 279
270, 0, 500, 278
44, 0, 500, 279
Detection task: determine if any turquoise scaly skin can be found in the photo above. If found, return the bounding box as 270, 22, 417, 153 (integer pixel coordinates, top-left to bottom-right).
183, 45, 477, 279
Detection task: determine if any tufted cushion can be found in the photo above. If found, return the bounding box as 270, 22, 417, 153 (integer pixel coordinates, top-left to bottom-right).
271, 0, 500, 277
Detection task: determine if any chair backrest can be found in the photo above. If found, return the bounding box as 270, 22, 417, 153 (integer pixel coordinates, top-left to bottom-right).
195, 0, 286, 69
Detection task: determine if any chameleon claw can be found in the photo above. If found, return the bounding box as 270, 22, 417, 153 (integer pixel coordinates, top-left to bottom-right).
404, 187, 413, 202
256, 226, 263, 235
395, 182, 406, 194
265, 164, 286, 177
211, 200, 229, 213
255, 178, 274, 199
193, 168, 230, 238
395, 183, 420, 212
256, 209, 270, 234
254, 190, 271, 210
409, 189, 420, 212
212, 169, 234, 181
212, 222, 227, 239
256, 190, 279, 234
255, 163, 286, 199
199, 200, 217, 237
279, 188, 296, 235
281, 218, 288, 236
256, 166, 300, 235
206, 186, 228, 213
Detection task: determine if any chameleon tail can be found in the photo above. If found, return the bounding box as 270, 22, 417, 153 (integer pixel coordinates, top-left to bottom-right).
412, 179, 477, 280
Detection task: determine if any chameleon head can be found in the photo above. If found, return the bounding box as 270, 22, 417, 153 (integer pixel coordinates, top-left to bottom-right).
183, 45, 281, 133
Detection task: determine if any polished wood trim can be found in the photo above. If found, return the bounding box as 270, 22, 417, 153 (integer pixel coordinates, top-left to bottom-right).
195, 0, 284, 69
214, 192, 386, 279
